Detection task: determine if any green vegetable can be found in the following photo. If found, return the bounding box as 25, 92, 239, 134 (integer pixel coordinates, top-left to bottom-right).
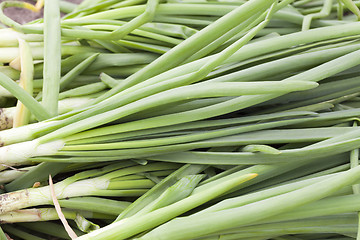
2, 0, 360, 239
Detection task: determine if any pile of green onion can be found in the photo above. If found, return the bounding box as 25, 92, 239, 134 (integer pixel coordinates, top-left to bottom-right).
2, 0, 360, 239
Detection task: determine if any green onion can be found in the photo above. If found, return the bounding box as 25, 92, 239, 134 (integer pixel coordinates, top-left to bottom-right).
42, 0, 61, 117
3, 0, 360, 239
138, 165, 360, 240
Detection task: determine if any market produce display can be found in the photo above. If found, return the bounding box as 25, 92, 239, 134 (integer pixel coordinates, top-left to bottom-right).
2, 0, 360, 239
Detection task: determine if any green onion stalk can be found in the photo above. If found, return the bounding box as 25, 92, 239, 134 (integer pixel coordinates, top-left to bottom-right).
76, 171, 258, 239
0, 1, 272, 158
2, 0, 360, 239
0, 165, 35, 184
0, 22, 360, 144
1, 224, 49, 240
71, 165, 360, 240
195, 215, 359, 239
192, 177, 360, 238
133, 165, 360, 240
0, 47, 357, 167
4, 22, 360, 167
0, 208, 109, 228
0, 96, 94, 130
5, 221, 86, 239
15, 221, 83, 238
0, 162, 179, 214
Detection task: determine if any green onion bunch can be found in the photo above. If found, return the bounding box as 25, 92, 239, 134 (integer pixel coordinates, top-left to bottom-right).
2, 0, 360, 239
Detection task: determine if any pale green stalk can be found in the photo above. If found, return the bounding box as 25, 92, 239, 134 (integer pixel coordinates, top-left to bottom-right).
337, 0, 344, 19
0, 208, 102, 233
36, 81, 316, 145
132, 175, 204, 217
143, 137, 360, 165
36, 53, 99, 101
0, 45, 98, 63
63, 4, 239, 22
0, 97, 94, 130
340, 0, 360, 19
100, 73, 119, 88
110, 0, 159, 39
62, 111, 316, 144
41, 12, 274, 133
184, 10, 264, 63
0, 121, 61, 146
294, 0, 315, 6
282, 163, 350, 184
348, 121, 360, 240
0, 28, 22, 47
200, 217, 358, 239
47, 43, 360, 146
58, 197, 131, 215
13, 38, 33, 127
47, 34, 360, 144
0, 166, 34, 184
259, 194, 360, 223
302, 0, 333, 31
138, 165, 360, 240
42, 0, 61, 117
209, 42, 360, 83
231, 153, 351, 197
76, 173, 257, 240
60, 111, 317, 142
63, 117, 315, 151
59, 0, 78, 13
241, 145, 281, 154
116, 164, 207, 220
196, 173, 338, 215
0, 72, 50, 121
0, 162, 177, 213
30, 124, 360, 165
85, 24, 183, 45
63, 0, 120, 19
0, 208, 111, 223
58, 82, 107, 99
93, 0, 277, 103
188, 0, 295, 62
2, 22, 360, 147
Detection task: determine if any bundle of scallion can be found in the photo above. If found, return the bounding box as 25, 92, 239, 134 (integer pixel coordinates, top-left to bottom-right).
3, 0, 360, 239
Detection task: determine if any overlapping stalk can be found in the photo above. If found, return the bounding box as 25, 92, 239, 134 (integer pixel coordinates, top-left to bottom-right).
2, 0, 360, 239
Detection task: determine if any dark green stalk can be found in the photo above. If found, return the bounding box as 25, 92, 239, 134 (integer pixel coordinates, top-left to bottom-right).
1, 225, 45, 240
18, 221, 84, 239
5, 162, 69, 191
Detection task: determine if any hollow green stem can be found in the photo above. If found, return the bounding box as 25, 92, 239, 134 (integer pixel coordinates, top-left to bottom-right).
138, 165, 360, 240
0, 72, 50, 121
42, 0, 61, 117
